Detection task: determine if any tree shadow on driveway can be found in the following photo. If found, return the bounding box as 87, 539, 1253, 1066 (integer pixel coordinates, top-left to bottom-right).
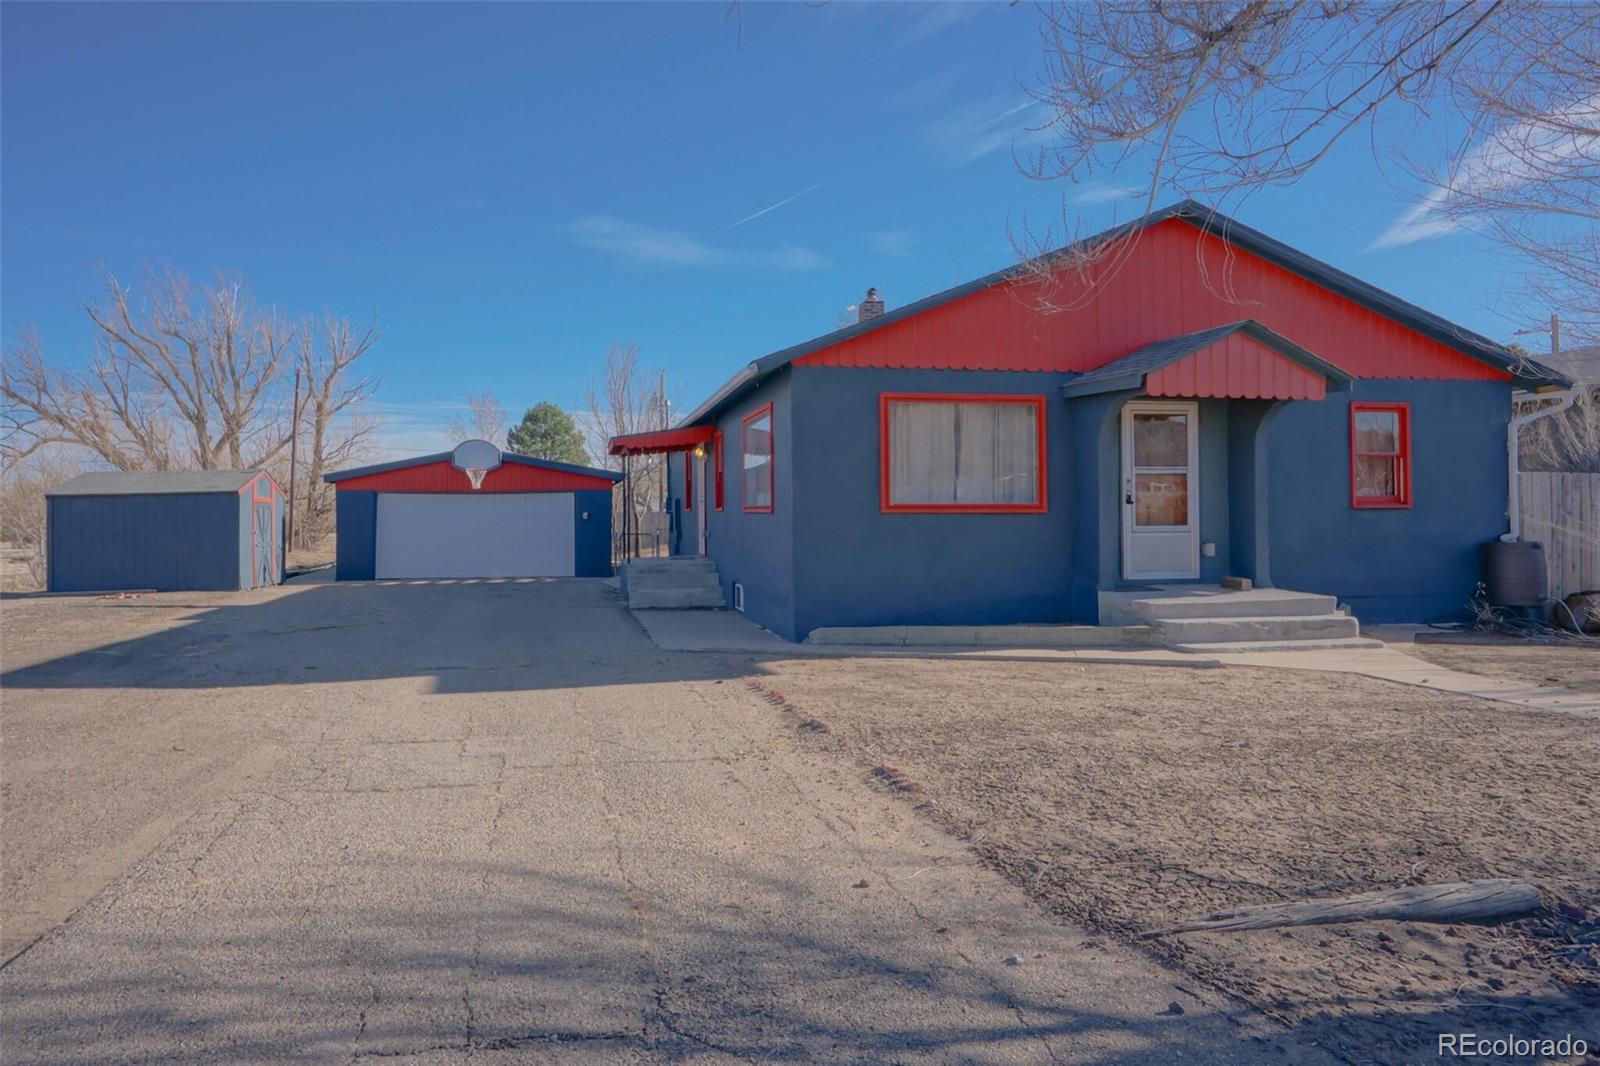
1, 578, 757, 695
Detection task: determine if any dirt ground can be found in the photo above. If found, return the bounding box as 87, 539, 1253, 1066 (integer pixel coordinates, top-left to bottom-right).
756, 657, 1600, 1065
1404, 639, 1600, 692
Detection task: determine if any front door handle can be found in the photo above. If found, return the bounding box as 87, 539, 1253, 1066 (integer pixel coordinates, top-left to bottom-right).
1125, 493, 1134, 505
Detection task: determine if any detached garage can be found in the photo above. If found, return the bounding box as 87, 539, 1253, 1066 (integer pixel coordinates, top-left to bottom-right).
47, 470, 285, 592
325, 441, 620, 580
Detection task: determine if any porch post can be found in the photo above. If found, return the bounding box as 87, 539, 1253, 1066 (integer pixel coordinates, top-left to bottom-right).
1226, 400, 1286, 588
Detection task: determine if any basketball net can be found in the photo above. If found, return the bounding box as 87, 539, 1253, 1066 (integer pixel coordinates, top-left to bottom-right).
465, 468, 488, 490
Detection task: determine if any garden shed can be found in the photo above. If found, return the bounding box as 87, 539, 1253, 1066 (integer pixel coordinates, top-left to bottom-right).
46, 470, 285, 592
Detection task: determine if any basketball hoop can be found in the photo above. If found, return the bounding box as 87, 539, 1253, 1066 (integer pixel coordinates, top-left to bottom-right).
450, 439, 503, 492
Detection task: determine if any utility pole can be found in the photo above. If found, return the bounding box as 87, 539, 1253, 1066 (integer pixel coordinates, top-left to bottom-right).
1551, 313, 1561, 355
286, 367, 302, 551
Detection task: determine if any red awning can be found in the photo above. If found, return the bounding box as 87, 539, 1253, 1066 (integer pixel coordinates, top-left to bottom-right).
608, 425, 715, 456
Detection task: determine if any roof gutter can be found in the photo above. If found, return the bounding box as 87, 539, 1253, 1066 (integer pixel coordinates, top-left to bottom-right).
1502, 387, 1583, 542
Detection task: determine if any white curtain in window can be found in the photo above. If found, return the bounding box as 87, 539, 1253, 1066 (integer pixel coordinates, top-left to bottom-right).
889, 401, 1037, 505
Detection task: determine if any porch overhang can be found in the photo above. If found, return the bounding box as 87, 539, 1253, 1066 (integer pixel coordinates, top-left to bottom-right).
1061, 320, 1353, 402
608, 425, 715, 457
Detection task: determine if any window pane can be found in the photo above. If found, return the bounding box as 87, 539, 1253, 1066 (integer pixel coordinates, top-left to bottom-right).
1354, 410, 1399, 454
888, 400, 1039, 507
743, 411, 772, 508
889, 402, 956, 504
1135, 473, 1188, 526
1355, 456, 1397, 498
1133, 413, 1188, 467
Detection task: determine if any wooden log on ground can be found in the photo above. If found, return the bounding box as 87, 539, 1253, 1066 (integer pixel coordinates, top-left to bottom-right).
1141, 879, 1542, 938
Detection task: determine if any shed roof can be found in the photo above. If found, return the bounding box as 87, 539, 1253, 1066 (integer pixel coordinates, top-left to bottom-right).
48, 470, 266, 497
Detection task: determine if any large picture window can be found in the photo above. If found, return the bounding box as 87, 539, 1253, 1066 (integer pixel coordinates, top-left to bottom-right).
1350, 402, 1411, 508
880, 394, 1047, 513
742, 404, 773, 513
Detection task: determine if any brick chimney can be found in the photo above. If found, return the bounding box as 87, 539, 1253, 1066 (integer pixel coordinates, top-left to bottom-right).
858, 287, 885, 323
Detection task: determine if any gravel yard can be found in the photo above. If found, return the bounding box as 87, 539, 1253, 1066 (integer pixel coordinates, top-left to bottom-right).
1403, 639, 1600, 693
755, 656, 1600, 1065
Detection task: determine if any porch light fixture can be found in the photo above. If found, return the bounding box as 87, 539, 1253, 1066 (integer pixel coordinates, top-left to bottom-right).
693, 444, 707, 458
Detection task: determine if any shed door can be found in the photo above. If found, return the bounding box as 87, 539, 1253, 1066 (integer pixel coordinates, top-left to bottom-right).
254, 502, 278, 586
376, 493, 575, 579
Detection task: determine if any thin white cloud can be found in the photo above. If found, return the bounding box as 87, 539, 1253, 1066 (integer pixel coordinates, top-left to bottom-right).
1072, 183, 1141, 205
568, 215, 828, 271
925, 97, 1048, 163
1371, 91, 1600, 250
896, 2, 984, 48
569, 216, 722, 266
723, 181, 825, 230
869, 230, 915, 257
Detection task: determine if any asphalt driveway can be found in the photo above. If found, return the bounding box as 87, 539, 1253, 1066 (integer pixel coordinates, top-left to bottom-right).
0, 577, 1332, 1063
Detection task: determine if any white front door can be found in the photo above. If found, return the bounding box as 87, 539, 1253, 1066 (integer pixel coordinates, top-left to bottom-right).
1121, 402, 1200, 581
695, 453, 708, 555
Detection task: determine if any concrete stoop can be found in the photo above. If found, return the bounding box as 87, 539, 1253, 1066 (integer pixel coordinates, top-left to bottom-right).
622, 557, 725, 610
1100, 586, 1383, 652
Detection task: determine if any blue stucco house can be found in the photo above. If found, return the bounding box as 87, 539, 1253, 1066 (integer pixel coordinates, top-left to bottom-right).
609, 202, 1568, 642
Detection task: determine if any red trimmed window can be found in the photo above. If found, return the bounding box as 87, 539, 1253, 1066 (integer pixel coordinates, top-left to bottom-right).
741, 404, 774, 513
1350, 403, 1411, 508
880, 394, 1048, 513
713, 430, 725, 511
683, 451, 693, 510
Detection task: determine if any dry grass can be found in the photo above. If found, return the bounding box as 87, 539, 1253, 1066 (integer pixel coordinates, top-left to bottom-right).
1403, 639, 1600, 693
757, 656, 1600, 1064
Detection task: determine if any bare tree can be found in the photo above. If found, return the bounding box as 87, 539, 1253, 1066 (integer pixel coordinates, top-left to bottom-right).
1016, 2, 1600, 334
289, 318, 382, 551
444, 391, 507, 444
0, 449, 82, 590
586, 342, 671, 557
3, 272, 295, 469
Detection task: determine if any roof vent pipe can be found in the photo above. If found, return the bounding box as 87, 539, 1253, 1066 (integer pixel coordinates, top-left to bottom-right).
858, 288, 885, 323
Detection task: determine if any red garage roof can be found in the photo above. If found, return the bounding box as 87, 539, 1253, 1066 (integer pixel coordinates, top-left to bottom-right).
608, 425, 715, 456
325, 452, 621, 493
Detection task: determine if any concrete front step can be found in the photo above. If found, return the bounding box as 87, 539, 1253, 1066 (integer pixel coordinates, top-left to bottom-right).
1156, 612, 1359, 644
628, 587, 726, 609
1127, 589, 1338, 621
1171, 636, 1385, 654
622, 557, 725, 610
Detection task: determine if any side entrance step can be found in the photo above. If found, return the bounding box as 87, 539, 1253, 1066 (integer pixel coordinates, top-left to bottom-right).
622, 556, 725, 610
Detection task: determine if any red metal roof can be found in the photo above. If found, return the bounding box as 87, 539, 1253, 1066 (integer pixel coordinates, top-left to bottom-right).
795, 219, 1508, 382
608, 425, 715, 456
329, 459, 616, 494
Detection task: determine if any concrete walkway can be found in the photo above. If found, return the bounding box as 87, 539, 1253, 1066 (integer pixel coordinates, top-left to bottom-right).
1212, 645, 1600, 717
0, 579, 1325, 1064
631, 609, 1598, 716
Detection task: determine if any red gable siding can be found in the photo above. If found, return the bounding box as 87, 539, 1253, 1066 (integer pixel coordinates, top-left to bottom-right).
795, 219, 1506, 382
332, 459, 615, 493
1146, 332, 1327, 401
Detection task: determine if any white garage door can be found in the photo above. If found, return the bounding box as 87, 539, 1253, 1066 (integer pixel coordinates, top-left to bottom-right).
376, 493, 575, 578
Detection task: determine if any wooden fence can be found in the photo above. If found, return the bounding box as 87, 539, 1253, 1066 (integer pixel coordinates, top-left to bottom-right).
1519, 472, 1600, 600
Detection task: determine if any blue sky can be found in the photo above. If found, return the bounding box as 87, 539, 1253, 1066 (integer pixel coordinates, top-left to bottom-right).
1, 2, 1540, 457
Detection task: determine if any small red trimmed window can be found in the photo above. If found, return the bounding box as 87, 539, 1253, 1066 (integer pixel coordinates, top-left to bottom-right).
713, 430, 725, 511
1350, 403, 1411, 508
880, 394, 1047, 513
683, 451, 692, 510
742, 404, 774, 513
